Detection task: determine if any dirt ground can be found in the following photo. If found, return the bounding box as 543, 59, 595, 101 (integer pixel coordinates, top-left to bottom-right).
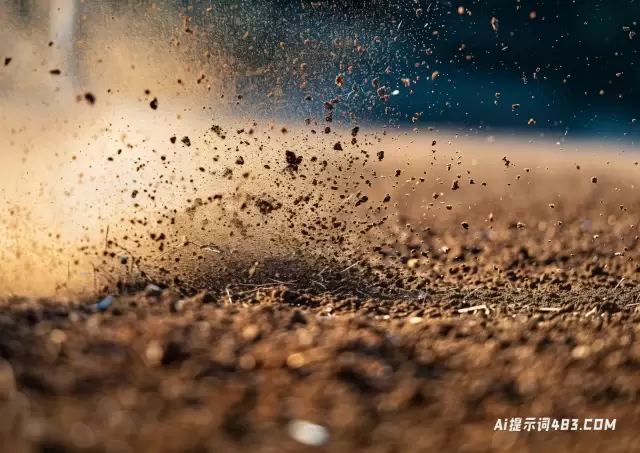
3, 4, 640, 453
2, 137, 640, 453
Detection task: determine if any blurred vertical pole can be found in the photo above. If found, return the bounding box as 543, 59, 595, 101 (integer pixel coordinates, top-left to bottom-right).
49, 0, 76, 93
226, 1, 237, 105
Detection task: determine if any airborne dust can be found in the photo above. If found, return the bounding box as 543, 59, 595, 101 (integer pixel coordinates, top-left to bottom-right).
1, 2, 640, 452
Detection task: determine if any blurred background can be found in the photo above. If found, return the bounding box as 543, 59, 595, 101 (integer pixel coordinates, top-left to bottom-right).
1, 0, 639, 138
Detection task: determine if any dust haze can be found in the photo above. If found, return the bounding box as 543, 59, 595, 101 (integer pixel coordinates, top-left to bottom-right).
1, 1, 639, 298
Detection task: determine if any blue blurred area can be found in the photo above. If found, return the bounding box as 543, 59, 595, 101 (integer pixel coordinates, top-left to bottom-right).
10, 0, 635, 137
175, 0, 638, 137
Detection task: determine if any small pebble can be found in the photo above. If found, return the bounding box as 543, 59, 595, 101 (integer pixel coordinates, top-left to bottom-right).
287, 420, 329, 446
95, 296, 115, 312
145, 341, 163, 366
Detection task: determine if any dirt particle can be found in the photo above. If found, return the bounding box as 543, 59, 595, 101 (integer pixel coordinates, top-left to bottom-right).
591, 176, 598, 183
355, 195, 368, 207
255, 196, 283, 215
83, 93, 96, 105
211, 125, 226, 139
150, 98, 159, 110
286, 151, 303, 171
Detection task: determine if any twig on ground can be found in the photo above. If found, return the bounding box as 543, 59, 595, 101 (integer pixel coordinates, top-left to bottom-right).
153, 244, 183, 260
626, 293, 640, 308
463, 287, 481, 300
538, 307, 562, 313
200, 244, 223, 253
232, 283, 283, 288
312, 280, 327, 289
317, 266, 330, 278
614, 278, 625, 290
458, 304, 489, 314
335, 194, 354, 213
266, 278, 296, 285
341, 260, 362, 273
226, 288, 233, 304
104, 225, 109, 251
152, 241, 222, 262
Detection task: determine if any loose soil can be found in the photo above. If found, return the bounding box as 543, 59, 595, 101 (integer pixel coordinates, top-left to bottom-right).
2, 140, 640, 453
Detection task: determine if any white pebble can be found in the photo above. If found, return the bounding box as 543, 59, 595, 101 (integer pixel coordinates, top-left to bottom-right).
287, 420, 329, 446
